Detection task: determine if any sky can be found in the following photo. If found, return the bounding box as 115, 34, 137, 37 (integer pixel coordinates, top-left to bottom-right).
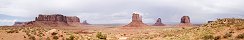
0, 0, 244, 26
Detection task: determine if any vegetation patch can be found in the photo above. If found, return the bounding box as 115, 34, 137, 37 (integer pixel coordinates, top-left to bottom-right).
236, 33, 244, 39
96, 32, 107, 39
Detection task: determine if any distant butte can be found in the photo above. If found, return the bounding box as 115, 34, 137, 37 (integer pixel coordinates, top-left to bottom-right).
13, 22, 28, 26
153, 18, 165, 26
23, 14, 82, 27
123, 12, 149, 27
178, 16, 192, 26
82, 20, 90, 25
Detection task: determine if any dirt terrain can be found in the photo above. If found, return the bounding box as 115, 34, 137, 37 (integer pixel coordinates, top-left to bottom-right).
1, 18, 244, 40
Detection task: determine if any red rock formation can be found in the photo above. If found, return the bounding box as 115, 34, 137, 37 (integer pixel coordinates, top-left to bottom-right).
82, 20, 90, 25
178, 16, 192, 26
25, 14, 82, 27
123, 12, 148, 27
153, 18, 165, 26
181, 16, 190, 23
13, 22, 28, 26
66, 16, 82, 26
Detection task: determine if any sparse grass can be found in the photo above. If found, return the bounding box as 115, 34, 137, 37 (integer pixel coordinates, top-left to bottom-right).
6, 30, 19, 33
202, 35, 214, 40
223, 33, 232, 38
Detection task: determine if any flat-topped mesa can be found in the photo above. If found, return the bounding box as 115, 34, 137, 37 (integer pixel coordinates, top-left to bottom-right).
153, 18, 165, 26
178, 16, 192, 26
123, 13, 148, 27
66, 16, 82, 26
35, 14, 66, 22
82, 20, 90, 25
13, 22, 28, 26
25, 14, 82, 27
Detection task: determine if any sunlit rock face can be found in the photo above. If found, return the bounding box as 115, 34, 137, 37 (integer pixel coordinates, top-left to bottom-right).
25, 14, 82, 27
153, 18, 165, 26
123, 12, 148, 27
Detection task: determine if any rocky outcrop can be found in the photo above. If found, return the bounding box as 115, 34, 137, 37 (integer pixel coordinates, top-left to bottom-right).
208, 21, 214, 23
123, 12, 148, 27
82, 20, 90, 25
13, 22, 28, 26
153, 18, 165, 26
181, 16, 190, 23
178, 16, 192, 26
66, 16, 82, 26
25, 14, 82, 27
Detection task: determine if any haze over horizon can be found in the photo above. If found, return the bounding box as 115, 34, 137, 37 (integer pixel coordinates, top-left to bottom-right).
0, 0, 244, 26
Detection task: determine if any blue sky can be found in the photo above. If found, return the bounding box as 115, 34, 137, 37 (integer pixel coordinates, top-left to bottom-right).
0, 0, 244, 26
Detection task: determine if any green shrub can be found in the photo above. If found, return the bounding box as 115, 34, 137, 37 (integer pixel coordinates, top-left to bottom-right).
96, 32, 107, 39
236, 33, 244, 39
202, 35, 214, 40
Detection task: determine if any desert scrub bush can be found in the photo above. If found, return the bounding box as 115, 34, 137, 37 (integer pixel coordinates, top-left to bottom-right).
214, 36, 221, 40
202, 35, 214, 40
223, 33, 232, 38
46, 37, 51, 40
53, 36, 59, 40
51, 32, 58, 35
29, 36, 36, 40
96, 32, 107, 39
236, 33, 244, 39
67, 35, 75, 40
6, 30, 19, 33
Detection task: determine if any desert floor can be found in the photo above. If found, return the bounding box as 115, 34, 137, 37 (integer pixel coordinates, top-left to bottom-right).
0, 25, 199, 40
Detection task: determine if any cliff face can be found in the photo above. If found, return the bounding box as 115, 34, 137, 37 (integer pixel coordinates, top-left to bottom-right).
123, 12, 148, 27
153, 18, 165, 26
66, 16, 81, 26
25, 14, 82, 27
35, 14, 66, 22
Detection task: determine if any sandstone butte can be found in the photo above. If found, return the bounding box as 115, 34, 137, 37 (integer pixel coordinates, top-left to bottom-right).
16, 14, 82, 27
13, 22, 28, 26
123, 12, 149, 27
178, 16, 193, 26
153, 18, 165, 26
82, 20, 90, 25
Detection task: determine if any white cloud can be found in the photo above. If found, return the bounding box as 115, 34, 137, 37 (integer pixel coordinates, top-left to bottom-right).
0, 19, 16, 23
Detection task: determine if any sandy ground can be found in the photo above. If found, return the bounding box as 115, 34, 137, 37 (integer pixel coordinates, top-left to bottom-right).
0, 25, 193, 40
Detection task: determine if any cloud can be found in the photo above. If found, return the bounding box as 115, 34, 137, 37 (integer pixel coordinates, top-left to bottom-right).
0, 0, 244, 25
0, 19, 16, 23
